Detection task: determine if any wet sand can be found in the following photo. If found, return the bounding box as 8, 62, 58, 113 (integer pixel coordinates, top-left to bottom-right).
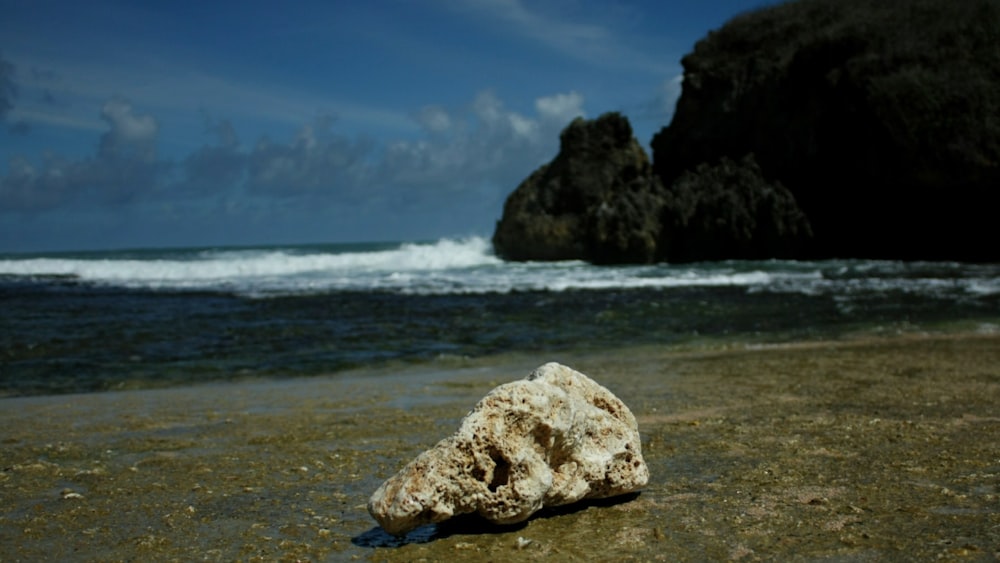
2, 333, 998, 561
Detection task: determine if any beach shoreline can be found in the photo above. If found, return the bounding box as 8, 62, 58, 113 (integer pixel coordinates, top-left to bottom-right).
2, 332, 998, 560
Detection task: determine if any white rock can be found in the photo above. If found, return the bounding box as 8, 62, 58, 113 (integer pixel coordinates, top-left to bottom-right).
367, 362, 649, 535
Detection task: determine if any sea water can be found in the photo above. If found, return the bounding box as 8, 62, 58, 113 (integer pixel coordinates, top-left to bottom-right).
1, 237, 998, 396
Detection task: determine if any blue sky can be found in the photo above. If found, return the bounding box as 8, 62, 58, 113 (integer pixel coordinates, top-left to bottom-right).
1, 0, 773, 253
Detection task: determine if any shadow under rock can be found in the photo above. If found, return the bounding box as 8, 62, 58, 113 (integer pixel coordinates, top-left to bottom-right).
351, 492, 641, 548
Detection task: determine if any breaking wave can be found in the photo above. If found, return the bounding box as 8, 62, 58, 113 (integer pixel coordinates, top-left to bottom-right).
1, 237, 998, 298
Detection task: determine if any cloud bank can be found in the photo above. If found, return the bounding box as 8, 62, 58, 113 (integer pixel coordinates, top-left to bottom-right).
1, 88, 586, 248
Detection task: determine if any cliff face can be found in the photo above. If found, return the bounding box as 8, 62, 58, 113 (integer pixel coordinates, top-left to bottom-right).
659, 155, 812, 262
652, 0, 1000, 261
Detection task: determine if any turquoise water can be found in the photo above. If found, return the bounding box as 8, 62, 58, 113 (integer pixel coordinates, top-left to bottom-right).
2, 237, 998, 396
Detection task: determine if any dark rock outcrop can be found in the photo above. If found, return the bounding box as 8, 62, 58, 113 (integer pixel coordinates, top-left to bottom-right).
660, 154, 812, 263
492, 113, 666, 264
492, 114, 813, 264
652, 0, 1000, 261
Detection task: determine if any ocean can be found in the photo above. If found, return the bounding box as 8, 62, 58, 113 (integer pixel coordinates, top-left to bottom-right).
1, 236, 998, 397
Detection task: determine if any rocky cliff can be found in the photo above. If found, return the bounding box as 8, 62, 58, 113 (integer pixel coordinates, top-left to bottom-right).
494, 0, 1000, 263
652, 0, 1000, 261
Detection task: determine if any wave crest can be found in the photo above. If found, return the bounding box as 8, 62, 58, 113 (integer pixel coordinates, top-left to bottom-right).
2, 239, 998, 298
0, 237, 501, 293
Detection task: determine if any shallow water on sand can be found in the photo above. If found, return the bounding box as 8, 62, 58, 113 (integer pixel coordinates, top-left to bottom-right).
2, 335, 998, 560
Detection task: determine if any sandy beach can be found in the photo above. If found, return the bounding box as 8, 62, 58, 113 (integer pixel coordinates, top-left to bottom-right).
2, 333, 998, 561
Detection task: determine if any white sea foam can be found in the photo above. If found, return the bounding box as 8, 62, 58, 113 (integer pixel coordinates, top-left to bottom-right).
0, 238, 496, 291
1, 237, 998, 298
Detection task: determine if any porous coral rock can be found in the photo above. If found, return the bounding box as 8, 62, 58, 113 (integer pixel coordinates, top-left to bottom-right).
367, 362, 649, 535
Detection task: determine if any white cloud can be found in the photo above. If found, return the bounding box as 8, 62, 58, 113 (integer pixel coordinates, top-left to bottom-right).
245, 118, 374, 200
417, 106, 453, 133
508, 113, 538, 140
380, 89, 585, 193
467, 90, 541, 142
536, 91, 585, 123
472, 90, 504, 124
101, 99, 157, 141
2, 98, 163, 211
99, 99, 159, 160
